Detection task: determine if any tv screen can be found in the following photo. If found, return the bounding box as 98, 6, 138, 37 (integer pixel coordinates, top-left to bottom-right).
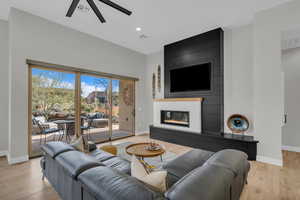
170, 63, 211, 92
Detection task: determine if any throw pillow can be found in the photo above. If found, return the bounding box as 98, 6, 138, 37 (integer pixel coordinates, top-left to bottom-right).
70, 136, 85, 152
131, 155, 167, 192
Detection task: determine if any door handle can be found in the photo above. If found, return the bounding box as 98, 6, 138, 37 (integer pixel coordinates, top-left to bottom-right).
284, 114, 287, 124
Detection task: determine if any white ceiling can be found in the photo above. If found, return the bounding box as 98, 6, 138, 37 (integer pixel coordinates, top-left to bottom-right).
0, 0, 292, 54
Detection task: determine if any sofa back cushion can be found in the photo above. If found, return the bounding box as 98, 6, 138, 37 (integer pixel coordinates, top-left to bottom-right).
56, 151, 103, 179
78, 166, 165, 200
41, 142, 75, 158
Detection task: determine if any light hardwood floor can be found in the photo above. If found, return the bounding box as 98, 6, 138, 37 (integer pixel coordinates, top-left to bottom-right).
0, 134, 299, 200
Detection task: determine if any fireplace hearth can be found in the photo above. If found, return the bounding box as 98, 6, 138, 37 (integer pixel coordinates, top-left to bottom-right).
161, 110, 189, 127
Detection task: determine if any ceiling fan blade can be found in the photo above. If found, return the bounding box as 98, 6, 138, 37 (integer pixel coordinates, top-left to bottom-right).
66, 0, 80, 17
98, 0, 132, 16
87, 0, 106, 23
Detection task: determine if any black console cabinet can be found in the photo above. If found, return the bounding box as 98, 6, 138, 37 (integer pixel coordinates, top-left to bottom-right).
150, 125, 259, 160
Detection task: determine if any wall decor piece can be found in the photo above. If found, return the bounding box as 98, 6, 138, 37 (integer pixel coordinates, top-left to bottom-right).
152, 73, 156, 99
157, 65, 161, 93
227, 114, 249, 135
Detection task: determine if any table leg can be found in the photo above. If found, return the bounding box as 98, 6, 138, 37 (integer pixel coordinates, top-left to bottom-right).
59, 129, 64, 141
59, 130, 63, 141
66, 127, 71, 143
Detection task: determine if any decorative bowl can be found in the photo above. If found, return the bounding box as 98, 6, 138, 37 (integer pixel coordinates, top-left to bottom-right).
146, 144, 161, 151
227, 114, 249, 134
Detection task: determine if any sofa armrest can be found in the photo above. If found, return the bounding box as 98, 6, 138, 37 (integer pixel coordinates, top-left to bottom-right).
165, 164, 234, 200
41, 142, 75, 158
205, 149, 250, 176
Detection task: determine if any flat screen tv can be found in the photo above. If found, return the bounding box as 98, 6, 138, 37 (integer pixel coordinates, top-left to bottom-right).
170, 63, 211, 92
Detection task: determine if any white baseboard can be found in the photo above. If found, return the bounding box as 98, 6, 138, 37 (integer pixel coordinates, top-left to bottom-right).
282, 145, 300, 153
8, 155, 29, 165
0, 151, 8, 157
135, 131, 149, 136
257, 155, 283, 167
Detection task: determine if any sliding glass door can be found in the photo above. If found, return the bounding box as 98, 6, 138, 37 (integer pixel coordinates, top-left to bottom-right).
29, 65, 135, 157
80, 75, 110, 143
30, 67, 76, 157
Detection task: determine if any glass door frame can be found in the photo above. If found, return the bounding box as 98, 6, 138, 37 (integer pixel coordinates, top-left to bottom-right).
79, 74, 136, 143
28, 63, 136, 157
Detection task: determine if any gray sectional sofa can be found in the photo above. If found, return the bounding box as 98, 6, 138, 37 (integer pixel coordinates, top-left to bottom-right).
41, 142, 250, 200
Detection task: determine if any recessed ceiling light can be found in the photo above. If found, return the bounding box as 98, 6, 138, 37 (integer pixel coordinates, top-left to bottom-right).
136, 27, 142, 32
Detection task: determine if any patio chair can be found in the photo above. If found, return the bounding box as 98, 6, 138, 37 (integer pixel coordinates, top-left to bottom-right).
33, 118, 61, 144
81, 118, 96, 140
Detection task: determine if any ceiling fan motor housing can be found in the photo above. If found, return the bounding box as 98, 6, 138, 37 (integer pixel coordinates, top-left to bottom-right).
66, 0, 132, 23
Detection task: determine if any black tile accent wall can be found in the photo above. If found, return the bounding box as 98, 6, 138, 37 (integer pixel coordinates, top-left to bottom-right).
164, 28, 224, 134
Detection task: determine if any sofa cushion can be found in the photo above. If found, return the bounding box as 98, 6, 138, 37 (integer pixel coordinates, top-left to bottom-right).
102, 156, 131, 175
205, 149, 249, 177
131, 155, 167, 192
163, 149, 214, 186
56, 151, 103, 179
78, 166, 164, 200
41, 142, 75, 158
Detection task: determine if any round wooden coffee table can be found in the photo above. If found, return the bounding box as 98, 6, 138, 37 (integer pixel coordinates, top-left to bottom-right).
126, 143, 165, 161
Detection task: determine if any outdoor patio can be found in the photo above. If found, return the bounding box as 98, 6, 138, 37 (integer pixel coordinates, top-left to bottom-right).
31, 125, 133, 157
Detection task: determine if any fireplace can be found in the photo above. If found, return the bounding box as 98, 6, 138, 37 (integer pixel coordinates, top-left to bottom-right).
161, 110, 189, 127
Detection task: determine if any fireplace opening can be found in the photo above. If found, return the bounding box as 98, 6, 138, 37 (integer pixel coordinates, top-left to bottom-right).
161, 110, 190, 127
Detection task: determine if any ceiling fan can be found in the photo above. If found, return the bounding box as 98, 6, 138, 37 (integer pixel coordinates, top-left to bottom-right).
66, 0, 132, 23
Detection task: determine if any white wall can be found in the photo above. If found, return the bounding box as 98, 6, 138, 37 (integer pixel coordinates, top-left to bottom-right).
145, 51, 164, 127
0, 20, 8, 155
224, 25, 254, 134
8, 8, 147, 162
253, 0, 300, 165
282, 47, 300, 149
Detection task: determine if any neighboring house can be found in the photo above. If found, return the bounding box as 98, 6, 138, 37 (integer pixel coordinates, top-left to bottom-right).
86, 91, 118, 105
86, 91, 108, 104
